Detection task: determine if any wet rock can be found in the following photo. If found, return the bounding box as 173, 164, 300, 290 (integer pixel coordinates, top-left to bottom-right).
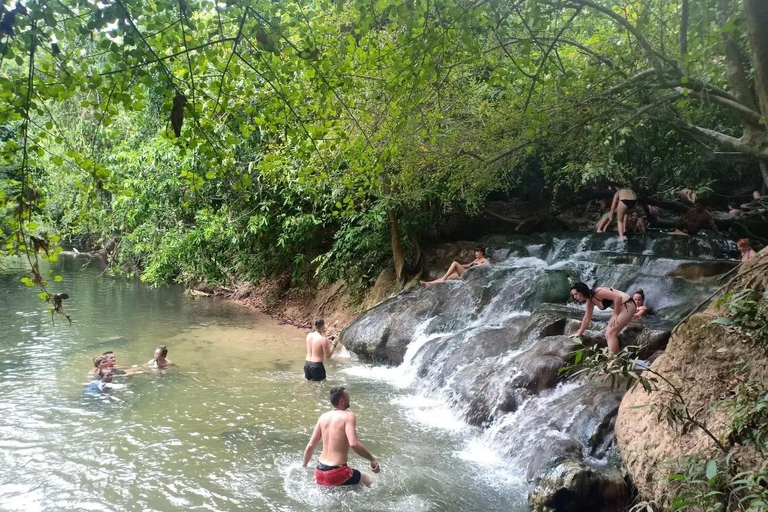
339, 289, 444, 364
530, 460, 629, 512
666, 260, 738, 281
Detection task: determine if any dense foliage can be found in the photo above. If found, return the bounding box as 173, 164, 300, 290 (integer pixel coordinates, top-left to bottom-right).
1, 0, 767, 293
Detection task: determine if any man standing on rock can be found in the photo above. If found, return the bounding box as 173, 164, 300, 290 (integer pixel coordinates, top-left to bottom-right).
304, 318, 336, 381
302, 386, 380, 486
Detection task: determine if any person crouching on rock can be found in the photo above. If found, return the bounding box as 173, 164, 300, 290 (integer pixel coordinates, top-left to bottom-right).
304, 318, 336, 381
420, 247, 489, 287
568, 282, 637, 354
302, 386, 379, 486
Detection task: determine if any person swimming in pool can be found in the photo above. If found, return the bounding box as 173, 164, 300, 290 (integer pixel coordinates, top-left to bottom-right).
601, 188, 638, 240
147, 345, 173, 368
302, 387, 380, 487
568, 282, 637, 354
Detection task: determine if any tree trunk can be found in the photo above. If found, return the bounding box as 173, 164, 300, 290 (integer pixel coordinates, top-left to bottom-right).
760, 160, 768, 193
718, 0, 762, 145
744, 0, 768, 119
387, 208, 405, 283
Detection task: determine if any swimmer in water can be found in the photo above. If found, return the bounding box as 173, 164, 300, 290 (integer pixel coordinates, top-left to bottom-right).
89, 355, 109, 377
304, 318, 336, 381
103, 351, 127, 375
302, 387, 380, 486
85, 368, 113, 393
147, 345, 172, 368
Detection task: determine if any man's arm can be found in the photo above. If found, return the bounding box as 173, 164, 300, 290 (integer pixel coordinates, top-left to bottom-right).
302, 420, 322, 467
345, 414, 376, 463
322, 337, 334, 359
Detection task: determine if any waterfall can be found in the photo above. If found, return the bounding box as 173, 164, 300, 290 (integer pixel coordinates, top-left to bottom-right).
340, 232, 736, 510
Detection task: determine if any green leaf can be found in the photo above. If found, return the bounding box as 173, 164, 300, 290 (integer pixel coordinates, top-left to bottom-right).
705, 460, 718, 480
54, 275, 64, 283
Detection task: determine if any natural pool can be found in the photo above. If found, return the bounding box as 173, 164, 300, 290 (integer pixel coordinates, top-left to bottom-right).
0, 256, 527, 512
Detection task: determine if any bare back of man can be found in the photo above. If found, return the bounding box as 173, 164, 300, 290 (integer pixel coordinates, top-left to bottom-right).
303, 387, 379, 487
304, 318, 334, 381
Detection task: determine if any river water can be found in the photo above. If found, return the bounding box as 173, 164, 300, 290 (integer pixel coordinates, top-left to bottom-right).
0, 256, 527, 512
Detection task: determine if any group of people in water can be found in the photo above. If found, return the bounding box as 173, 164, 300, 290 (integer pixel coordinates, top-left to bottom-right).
85, 346, 173, 394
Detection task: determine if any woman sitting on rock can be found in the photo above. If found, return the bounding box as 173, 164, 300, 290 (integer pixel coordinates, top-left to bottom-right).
568, 282, 637, 354
420, 247, 489, 287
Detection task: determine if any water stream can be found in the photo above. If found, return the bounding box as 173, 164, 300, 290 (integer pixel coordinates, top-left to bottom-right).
0, 256, 527, 512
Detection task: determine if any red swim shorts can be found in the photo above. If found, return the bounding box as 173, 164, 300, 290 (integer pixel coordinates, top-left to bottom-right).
315, 464, 361, 486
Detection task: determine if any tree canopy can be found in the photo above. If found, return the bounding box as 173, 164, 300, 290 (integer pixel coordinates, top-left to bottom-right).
1, 0, 767, 294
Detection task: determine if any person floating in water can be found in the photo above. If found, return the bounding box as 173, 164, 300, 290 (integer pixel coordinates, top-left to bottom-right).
737, 238, 757, 263
420, 247, 489, 287
89, 355, 109, 377
85, 368, 113, 394
632, 289, 649, 319
304, 318, 336, 381
568, 282, 637, 354
147, 345, 172, 368
302, 386, 380, 486
601, 188, 638, 240
103, 351, 127, 375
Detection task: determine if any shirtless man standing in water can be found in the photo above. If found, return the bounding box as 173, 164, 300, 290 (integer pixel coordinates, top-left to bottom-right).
304, 318, 336, 381
302, 387, 380, 486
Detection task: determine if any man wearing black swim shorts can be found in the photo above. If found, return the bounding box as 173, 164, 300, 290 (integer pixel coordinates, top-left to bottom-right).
304, 318, 336, 381
302, 387, 380, 486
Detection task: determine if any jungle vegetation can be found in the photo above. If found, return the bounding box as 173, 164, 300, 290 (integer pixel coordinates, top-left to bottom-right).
1, 0, 767, 293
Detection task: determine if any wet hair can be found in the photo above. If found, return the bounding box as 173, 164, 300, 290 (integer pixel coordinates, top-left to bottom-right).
570, 282, 592, 299
98, 368, 112, 379
156, 345, 168, 358
475, 247, 486, 256
633, 289, 645, 299
314, 318, 325, 330
93, 355, 107, 367
737, 238, 751, 248
329, 386, 346, 406
103, 351, 114, 356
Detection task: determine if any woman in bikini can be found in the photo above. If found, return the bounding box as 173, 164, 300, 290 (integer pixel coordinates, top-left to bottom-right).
601, 188, 638, 240
568, 282, 637, 354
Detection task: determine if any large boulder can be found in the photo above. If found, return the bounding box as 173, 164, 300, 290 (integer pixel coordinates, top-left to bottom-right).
615, 249, 768, 507
530, 460, 629, 512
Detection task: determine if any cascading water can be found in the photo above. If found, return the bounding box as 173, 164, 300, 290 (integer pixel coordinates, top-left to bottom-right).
340, 232, 736, 511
